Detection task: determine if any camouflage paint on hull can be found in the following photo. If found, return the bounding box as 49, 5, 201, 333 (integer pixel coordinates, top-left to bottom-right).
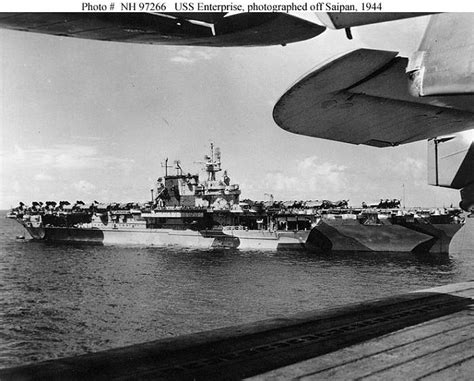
449, 216, 474, 255
21, 225, 311, 251
20, 220, 460, 254
308, 219, 440, 253
397, 222, 463, 254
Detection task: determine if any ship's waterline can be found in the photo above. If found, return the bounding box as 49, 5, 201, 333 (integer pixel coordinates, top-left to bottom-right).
9, 144, 463, 254
22, 225, 311, 251
2, 214, 474, 370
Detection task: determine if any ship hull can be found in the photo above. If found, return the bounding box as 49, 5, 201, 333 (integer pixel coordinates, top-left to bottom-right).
307, 219, 443, 254
395, 222, 463, 254
21, 225, 311, 251
19, 219, 458, 254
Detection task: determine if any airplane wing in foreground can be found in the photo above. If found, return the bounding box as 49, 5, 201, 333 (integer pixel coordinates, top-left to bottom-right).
407, 13, 474, 97
274, 13, 474, 147
0, 12, 326, 46
273, 48, 474, 147
317, 12, 432, 29
0, 12, 434, 47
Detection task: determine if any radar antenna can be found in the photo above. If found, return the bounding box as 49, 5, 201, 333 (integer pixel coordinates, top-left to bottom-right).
264, 193, 274, 203
207, 143, 221, 181
194, 143, 223, 181
174, 160, 183, 176
161, 158, 172, 177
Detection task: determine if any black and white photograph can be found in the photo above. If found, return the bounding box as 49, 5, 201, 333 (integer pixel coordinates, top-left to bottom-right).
1, 4, 473, 379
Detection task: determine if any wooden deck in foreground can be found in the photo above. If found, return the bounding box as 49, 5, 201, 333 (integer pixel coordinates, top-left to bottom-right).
1, 282, 473, 380
249, 282, 474, 380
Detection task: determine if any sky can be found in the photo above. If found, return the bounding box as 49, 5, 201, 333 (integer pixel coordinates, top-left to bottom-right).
0, 14, 469, 209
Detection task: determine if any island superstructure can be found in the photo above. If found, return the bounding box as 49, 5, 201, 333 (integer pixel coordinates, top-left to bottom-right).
8, 145, 463, 254
9, 145, 315, 250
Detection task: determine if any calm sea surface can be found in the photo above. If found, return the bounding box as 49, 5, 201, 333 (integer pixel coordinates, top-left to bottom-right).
1, 214, 473, 369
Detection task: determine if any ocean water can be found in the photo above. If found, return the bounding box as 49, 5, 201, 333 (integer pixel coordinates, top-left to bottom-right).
1, 214, 473, 369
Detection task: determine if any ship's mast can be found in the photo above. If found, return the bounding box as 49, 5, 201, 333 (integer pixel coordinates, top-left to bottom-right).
205, 143, 221, 181
161, 158, 172, 177
174, 160, 183, 176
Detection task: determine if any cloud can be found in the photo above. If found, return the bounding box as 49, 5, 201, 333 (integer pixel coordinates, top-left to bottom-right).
34, 173, 54, 181
388, 157, 426, 186
170, 56, 196, 64
297, 156, 347, 191
72, 180, 96, 193
12, 181, 21, 194
0, 144, 139, 208
262, 156, 348, 199
168, 48, 216, 65
2, 144, 134, 171
253, 153, 436, 207
263, 172, 299, 193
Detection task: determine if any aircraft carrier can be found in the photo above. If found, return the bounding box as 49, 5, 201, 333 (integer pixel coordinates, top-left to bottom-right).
8, 145, 463, 254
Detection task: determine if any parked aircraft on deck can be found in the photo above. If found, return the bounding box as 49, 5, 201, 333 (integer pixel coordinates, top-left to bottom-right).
0, 12, 472, 210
